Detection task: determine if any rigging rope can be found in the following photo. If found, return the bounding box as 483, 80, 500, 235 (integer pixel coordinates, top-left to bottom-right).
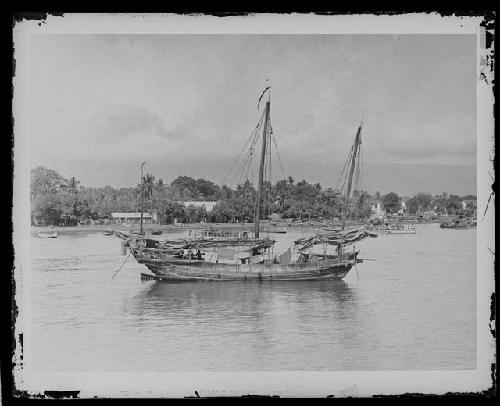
339, 146, 355, 194
221, 123, 259, 186
216, 91, 290, 216
111, 251, 131, 279
222, 107, 266, 187
334, 143, 354, 193
271, 131, 286, 179
249, 111, 266, 186
235, 120, 260, 186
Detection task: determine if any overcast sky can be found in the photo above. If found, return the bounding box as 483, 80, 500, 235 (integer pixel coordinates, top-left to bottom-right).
25, 34, 477, 188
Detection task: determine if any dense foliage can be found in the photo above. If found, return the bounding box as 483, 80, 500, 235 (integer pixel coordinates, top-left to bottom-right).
30, 166, 477, 226
381, 192, 402, 214
406, 193, 433, 214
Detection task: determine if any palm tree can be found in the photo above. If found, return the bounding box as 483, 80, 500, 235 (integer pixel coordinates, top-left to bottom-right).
142, 174, 155, 201
67, 177, 81, 223
69, 177, 80, 194
141, 173, 155, 225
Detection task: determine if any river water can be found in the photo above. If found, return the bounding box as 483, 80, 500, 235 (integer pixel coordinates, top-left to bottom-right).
28, 223, 476, 372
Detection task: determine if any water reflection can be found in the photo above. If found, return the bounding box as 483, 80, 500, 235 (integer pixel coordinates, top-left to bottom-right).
129, 280, 359, 324
120, 280, 365, 371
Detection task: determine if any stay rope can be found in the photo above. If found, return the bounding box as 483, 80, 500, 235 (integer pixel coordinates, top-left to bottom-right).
111, 251, 132, 279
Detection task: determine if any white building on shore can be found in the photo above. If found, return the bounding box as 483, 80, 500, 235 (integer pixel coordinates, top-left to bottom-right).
370, 201, 384, 216
111, 212, 152, 224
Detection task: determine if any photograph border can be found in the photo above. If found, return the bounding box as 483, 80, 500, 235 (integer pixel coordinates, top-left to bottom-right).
8, 12, 496, 398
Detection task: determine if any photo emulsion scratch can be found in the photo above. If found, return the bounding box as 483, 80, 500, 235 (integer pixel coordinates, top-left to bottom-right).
10, 12, 495, 399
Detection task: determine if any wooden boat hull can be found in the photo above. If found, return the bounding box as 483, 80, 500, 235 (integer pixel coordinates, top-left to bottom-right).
264, 228, 287, 234
38, 232, 58, 238
388, 230, 416, 234
133, 255, 356, 281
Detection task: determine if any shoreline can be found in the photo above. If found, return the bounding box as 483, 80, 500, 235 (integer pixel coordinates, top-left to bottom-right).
32, 218, 443, 236
32, 222, 318, 236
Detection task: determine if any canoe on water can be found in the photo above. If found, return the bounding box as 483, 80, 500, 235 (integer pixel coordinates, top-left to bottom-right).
38, 231, 58, 238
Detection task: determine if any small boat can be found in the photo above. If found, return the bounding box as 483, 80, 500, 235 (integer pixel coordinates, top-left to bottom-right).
440, 216, 476, 229
368, 222, 416, 235
264, 226, 287, 234
368, 226, 391, 235
388, 223, 417, 234
38, 231, 58, 238
107, 229, 131, 240
194, 228, 251, 239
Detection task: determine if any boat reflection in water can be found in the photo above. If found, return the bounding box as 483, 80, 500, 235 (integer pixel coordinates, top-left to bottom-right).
144, 279, 355, 302
130, 279, 360, 330
124, 279, 365, 371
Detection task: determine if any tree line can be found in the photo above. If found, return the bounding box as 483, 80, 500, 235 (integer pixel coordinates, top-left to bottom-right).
30, 166, 476, 226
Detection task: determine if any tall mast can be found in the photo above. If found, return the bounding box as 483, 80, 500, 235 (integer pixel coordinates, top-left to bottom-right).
254, 98, 271, 238
139, 161, 146, 235
341, 123, 362, 230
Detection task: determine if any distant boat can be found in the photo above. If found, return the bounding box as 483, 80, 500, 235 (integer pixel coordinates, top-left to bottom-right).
195, 228, 250, 239
263, 225, 287, 234
387, 223, 417, 235
440, 216, 476, 229
266, 229, 287, 234
368, 222, 416, 235
367, 225, 391, 235
38, 231, 58, 238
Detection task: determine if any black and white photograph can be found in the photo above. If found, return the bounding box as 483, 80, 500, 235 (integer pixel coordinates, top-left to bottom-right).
11, 13, 495, 398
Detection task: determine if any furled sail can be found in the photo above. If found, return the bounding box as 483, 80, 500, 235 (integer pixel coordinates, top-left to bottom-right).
294, 227, 376, 251
152, 236, 276, 251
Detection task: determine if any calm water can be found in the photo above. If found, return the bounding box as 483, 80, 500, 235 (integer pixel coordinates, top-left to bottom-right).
29, 223, 476, 372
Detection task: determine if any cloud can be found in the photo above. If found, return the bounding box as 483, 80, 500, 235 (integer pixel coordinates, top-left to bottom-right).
90, 104, 174, 142
25, 34, 478, 188
386, 144, 476, 160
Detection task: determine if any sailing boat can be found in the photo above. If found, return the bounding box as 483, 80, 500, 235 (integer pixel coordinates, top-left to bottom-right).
127, 89, 374, 281
324, 119, 364, 233
295, 120, 375, 261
